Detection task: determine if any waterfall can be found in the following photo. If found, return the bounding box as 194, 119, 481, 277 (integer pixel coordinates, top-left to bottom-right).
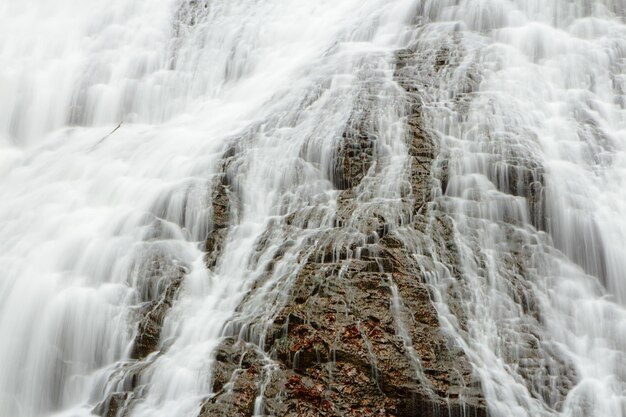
407, 1, 626, 416
0, 0, 625, 416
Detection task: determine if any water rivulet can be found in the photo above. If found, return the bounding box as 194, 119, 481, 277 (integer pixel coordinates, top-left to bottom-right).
0, 0, 624, 416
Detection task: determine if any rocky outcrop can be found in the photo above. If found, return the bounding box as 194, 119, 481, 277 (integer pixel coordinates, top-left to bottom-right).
204, 179, 234, 269
205, 144, 239, 269
91, 13, 586, 417
201, 243, 486, 416
198, 48, 488, 417
92, 360, 152, 417
130, 268, 184, 360
94, 144, 241, 417
331, 108, 376, 191
94, 252, 186, 417
394, 42, 577, 412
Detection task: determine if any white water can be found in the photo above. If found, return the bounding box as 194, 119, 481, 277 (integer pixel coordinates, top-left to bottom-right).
0, 0, 418, 416
0, 1, 625, 417
410, 1, 626, 416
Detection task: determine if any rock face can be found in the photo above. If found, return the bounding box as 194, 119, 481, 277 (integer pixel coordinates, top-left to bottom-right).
94, 255, 187, 417
204, 151, 239, 269
394, 39, 579, 413
98, 41, 490, 417
331, 108, 375, 191
131, 266, 185, 360
198, 48, 488, 417
80, 6, 588, 417
203, 249, 485, 416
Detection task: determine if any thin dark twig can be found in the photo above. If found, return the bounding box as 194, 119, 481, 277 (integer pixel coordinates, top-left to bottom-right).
90, 121, 123, 151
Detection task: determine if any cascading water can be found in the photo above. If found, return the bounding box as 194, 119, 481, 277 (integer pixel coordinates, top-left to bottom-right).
0, 0, 625, 417
406, 1, 626, 416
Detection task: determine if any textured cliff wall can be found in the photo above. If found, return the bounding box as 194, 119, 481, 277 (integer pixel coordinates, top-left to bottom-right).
4, 1, 626, 417
198, 49, 487, 417
95, 44, 488, 417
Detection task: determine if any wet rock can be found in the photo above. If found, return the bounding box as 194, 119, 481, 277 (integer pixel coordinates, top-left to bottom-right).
331, 131, 374, 190
93, 392, 129, 417
94, 254, 187, 416
205, 226, 229, 269
204, 148, 239, 269
199, 341, 264, 417
92, 361, 151, 417
206, 206, 487, 415
208, 242, 486, 416
199, 46, 489, 417
330, 92, 376, 191
131, 268, 184, 360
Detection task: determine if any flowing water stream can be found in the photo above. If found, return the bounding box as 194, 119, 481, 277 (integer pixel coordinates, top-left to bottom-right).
409, 2, 626, 416
0, 0, 625, 416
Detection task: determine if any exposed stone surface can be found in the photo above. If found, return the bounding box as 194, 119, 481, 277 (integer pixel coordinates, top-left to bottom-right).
204, 180, 233, 269
199, 48, 488, 417
331, 109, 375, 190
89, 14, 588, 417
92, 352, 154, 417
201, 233, 487, 415
393, 43, 577, 412
202, 244, 487, 415
94, 253, 186, 417
199, 340, 266, 417
204, 147, 238, 269
95, 143, 240, 417
96, 393, 129, 417
130, 269, 184, 360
